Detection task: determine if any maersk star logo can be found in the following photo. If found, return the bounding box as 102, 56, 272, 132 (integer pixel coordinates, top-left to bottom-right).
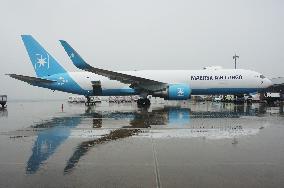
177, 88, 184, 96
57, 76, 68, 86
70, 53, 75, 59
35, 54, 50, 69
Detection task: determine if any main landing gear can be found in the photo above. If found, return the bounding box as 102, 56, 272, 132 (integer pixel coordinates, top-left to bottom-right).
85, 96, 95, 106
137, 98, 151, 107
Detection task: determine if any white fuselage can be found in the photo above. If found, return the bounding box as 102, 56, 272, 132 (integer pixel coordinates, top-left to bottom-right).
64, 68, 272, 96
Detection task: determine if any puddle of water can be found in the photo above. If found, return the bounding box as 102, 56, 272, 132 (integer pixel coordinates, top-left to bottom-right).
0, 101, 284, 187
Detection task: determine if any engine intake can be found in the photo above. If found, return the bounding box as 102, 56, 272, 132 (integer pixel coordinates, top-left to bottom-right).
152, 84, 191, 100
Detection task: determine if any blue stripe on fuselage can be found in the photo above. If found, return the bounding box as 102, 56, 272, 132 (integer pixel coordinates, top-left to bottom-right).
32, 74, 263, 96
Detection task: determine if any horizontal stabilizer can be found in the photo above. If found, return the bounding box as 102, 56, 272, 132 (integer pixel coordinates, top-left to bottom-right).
6, 74, 56, 85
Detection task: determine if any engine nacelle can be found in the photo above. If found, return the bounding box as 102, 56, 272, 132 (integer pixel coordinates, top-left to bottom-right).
152, 84, 191, 100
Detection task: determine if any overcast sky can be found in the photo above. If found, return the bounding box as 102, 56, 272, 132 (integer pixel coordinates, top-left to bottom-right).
0, 0, 283, 100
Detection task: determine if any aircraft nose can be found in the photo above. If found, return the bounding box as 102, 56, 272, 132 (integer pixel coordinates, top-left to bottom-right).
265, 78, 273, 87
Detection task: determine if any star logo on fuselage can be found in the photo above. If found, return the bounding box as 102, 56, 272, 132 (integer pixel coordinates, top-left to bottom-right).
57, 76, 68, 86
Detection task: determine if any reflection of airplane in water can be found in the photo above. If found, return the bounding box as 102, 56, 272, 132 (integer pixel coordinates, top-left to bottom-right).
9, 104, 282, 174
26, 117, 81, 173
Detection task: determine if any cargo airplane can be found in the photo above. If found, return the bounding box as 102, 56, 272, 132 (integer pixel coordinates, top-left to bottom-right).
8, 35, 273, 106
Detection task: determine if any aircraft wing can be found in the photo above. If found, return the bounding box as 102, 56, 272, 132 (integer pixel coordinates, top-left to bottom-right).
59, 40, 167, 92
7, 74, 56, 85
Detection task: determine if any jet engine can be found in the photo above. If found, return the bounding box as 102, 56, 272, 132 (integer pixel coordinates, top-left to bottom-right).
152, 84, 191, 100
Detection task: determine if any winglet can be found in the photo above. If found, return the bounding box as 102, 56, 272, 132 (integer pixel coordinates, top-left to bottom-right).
59, 40, 91, 70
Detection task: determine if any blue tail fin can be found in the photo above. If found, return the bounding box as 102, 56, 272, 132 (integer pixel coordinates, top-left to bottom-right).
59, 40, 90, 70
21, 35, 66, 77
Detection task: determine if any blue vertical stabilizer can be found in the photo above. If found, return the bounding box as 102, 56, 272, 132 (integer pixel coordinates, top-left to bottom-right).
21, 35, 67, 77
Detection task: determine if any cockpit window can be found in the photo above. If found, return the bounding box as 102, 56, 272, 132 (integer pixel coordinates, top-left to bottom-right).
260, 75, 265, 79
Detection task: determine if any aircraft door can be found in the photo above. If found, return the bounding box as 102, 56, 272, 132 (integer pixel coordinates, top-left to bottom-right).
92, 81, 102, 95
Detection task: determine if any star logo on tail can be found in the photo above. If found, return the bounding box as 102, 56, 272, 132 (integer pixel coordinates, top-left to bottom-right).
35, 54, 50, 69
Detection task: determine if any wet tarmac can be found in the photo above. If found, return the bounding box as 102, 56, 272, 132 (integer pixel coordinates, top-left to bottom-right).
0, 101, 284, 188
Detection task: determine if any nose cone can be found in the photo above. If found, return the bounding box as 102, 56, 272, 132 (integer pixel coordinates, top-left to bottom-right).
265, 78, 273, 88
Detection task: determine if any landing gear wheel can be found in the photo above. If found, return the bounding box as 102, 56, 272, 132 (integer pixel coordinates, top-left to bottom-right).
85, 96, 90, 106
85, 96, 95, 106
137, 98, 151, 107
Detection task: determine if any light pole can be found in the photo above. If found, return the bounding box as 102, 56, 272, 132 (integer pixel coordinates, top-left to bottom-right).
233, 53, 240, 102
233, 54, 239, 69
